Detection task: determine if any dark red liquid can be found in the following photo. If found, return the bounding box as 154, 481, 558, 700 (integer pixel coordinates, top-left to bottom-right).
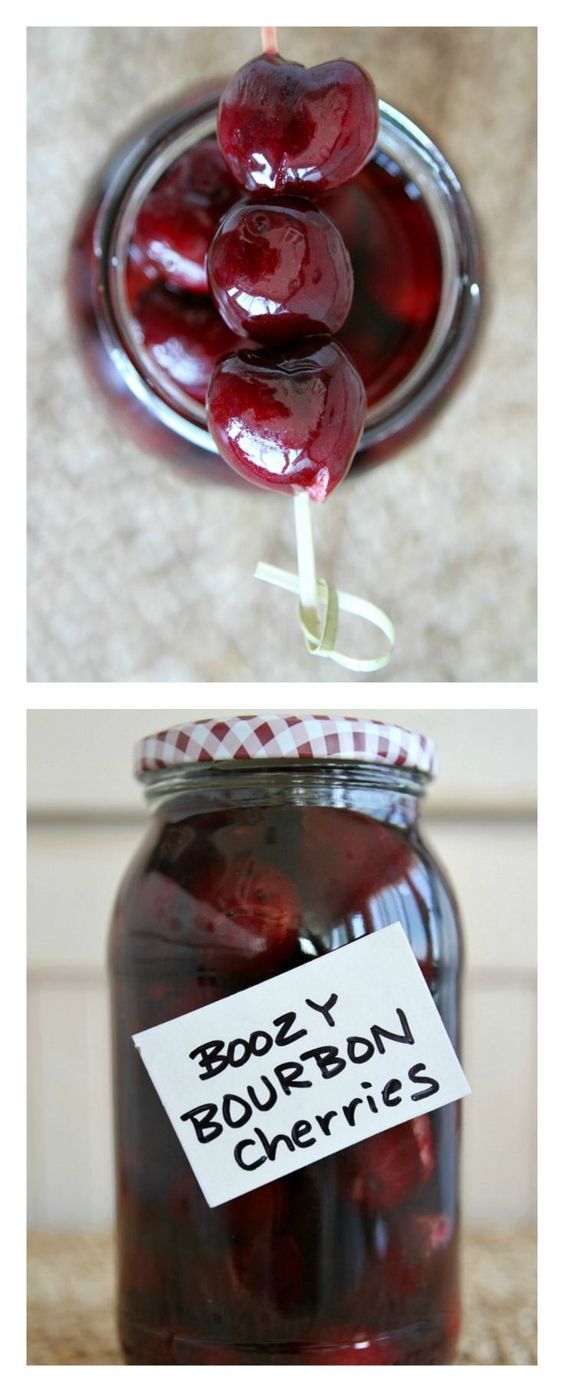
68, 138, 443, 481
110, 793, 461, 1365
324, 153, 442, 406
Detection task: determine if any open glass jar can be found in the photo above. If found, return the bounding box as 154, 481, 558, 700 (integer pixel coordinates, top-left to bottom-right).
69, 84, 481, 486
110, 715, 464, 1365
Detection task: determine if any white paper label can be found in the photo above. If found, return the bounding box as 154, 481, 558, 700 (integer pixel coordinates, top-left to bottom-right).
132, 922, 470, 1207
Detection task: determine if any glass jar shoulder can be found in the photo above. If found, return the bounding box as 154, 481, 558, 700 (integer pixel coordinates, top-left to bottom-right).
109, 799, 461, 992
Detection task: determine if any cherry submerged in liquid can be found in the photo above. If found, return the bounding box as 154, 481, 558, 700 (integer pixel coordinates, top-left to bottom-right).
129, 143, 442, 417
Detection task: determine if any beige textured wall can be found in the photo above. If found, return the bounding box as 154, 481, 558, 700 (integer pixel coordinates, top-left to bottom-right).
27, 28, 536, 681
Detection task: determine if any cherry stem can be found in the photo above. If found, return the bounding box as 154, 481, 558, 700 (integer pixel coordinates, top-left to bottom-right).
293, 491, 320, 626
261, 26, 278, 54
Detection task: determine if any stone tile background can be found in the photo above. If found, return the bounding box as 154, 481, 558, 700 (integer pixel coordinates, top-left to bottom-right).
27, 27, 536, 681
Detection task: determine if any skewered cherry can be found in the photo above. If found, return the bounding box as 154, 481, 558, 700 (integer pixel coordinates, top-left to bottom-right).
206, 337, 366, 498
217, 53, 378, 196
208, 198, 353, 343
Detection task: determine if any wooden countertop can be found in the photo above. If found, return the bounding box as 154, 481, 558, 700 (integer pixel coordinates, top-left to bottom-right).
27, 1228, 536, 1365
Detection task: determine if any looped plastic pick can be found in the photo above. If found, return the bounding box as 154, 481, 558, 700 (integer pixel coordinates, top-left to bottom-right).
254, 492, 395, 674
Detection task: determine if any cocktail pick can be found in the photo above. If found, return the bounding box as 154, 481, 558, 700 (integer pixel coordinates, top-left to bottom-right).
243, 27, 393, 670
255, 492, 395, 673
261, 27, 279, 55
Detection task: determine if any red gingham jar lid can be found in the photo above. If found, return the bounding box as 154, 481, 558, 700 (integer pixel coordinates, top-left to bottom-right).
134, 715, 437, 779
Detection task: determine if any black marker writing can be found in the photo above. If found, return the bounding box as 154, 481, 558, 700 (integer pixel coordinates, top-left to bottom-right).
273, 1061, 312, 1095
300, 1045, 347, 1079
233, 1139, 265, 1171
305, 993, 338, 1027
272, 1011, 308, 1048
179, 1102, 222, 1143
382, 1077, 402, 1107
371, 1008, 414, 1054
408, 1062, 440, 1100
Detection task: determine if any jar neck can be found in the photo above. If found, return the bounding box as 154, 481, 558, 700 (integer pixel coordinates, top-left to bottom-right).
142, 761, 428, 831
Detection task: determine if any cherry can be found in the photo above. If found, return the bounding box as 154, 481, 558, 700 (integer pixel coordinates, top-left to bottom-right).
126, 254, 159, 311
132, 285, 250, 404
206, 337, 366, 499
298, 808, 412, 919
224, 1183, 287, 1242
232, 1231, 304, 1314
218, 53, 378, 196
189, 808, 267, 856
342, 1115, 435, 1212
208, 198, 353, 344
123, 870, 193, 956
401, 1212, 453, 1264
121, 1243, 175, 1302
165, 1170, 200, 1218
377, 1212, 453, 1312
128, 138, 239, 297
142, 974, 226, 1028
188, 856, 301, 976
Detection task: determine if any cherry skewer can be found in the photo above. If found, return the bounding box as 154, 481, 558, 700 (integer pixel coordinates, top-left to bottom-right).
215, 27, 389, 668
259, 24, 315, 628
255, 491, 395, 672
261, 26, 278, 55
293, 492, 320, 632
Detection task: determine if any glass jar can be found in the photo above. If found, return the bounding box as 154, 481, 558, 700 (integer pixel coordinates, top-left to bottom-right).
109, 716, 464, 1365
70, 84, 481, 486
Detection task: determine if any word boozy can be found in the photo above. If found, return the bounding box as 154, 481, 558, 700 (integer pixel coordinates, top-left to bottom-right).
180, 993, 439, 1172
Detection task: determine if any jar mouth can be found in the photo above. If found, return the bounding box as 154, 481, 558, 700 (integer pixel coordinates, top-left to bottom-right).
95, 95, 481, 459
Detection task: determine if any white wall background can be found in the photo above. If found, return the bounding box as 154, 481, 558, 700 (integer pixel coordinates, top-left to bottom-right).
27, 710, 536, 1229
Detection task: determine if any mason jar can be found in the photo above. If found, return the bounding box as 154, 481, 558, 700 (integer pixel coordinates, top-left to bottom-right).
69, 84, 481, 485
109, 714, 464, 1365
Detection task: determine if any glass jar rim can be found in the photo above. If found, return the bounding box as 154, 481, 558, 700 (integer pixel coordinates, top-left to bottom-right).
93, 93, 482, 459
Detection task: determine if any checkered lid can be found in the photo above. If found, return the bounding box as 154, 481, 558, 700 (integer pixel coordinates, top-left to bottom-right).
134, 715, 437, 779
